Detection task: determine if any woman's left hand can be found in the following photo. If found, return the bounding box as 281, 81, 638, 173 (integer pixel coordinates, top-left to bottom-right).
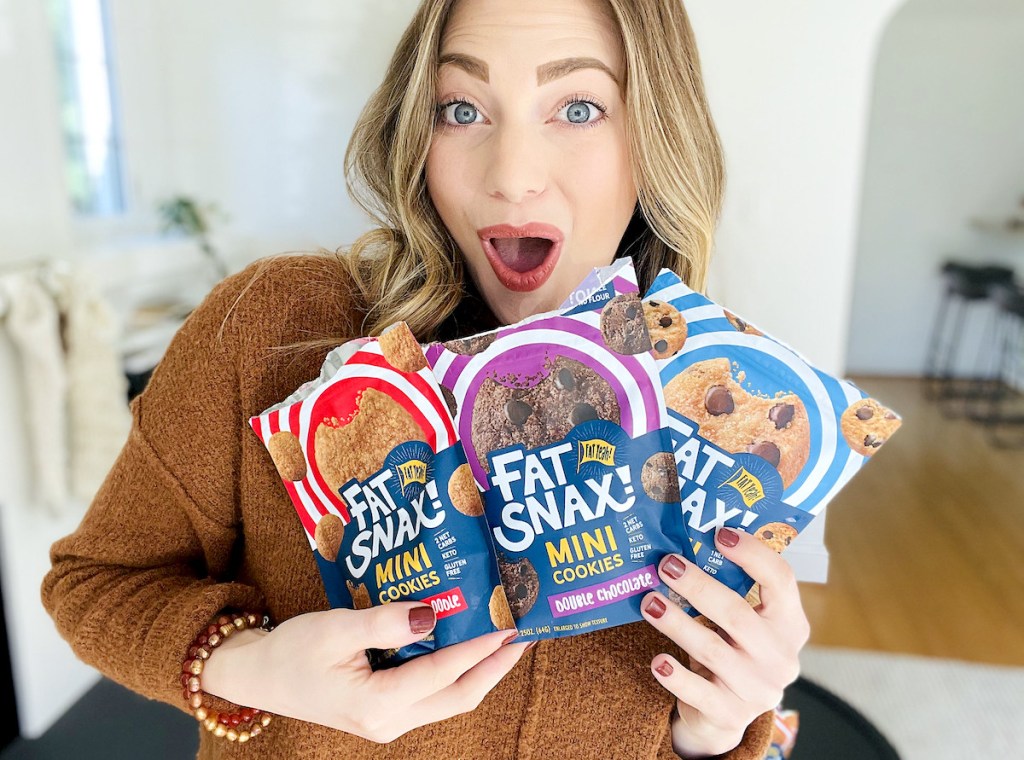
641, 526, 810, 759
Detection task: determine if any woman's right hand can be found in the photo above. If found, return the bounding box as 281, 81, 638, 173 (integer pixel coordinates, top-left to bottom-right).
202, 603, 527, 743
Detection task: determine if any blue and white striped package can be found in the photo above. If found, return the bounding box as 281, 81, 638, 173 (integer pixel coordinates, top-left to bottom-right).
643, 269, 902, 605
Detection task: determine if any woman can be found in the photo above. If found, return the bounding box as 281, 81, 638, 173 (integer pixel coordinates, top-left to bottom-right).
43, 0, 808, 757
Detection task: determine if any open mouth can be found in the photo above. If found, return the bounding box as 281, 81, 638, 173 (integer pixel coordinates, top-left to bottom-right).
478, 224, 564, 292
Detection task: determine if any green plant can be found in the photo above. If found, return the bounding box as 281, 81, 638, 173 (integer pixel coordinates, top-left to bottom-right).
157, 196, 229, 279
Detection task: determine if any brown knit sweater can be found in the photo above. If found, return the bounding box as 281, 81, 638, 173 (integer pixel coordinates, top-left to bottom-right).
42, 254, 773, 760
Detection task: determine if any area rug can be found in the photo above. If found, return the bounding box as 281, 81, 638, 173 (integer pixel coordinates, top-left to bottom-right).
798, 646, 1023, 759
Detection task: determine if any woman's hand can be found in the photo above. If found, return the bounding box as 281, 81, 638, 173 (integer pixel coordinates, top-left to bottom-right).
641, 527, 810, 758
202, 603, 527, 743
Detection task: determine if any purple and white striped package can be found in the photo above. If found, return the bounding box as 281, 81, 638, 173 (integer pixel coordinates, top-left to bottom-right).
424, 260, 693, 641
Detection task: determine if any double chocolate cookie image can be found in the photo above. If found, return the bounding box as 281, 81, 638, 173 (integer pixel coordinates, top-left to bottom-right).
313, 387, 426, 496
641, 452, 680, 502
497, 556, 540, 620
443, 332, 497, 356
600, 292, 652, 355
663, 358, 810, 488
643, 300, 687, 360
471, 356, 620, 473
840, 398, 901, 457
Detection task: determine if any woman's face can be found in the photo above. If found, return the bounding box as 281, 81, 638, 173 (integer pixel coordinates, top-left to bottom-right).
426, 0, 637, 324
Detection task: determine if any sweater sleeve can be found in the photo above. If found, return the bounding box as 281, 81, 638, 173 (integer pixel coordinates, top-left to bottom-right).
41, 267, 266, 712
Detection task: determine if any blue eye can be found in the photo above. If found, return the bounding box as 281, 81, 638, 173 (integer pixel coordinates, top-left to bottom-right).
437, 101, 481, 126
557, 98, 606, 126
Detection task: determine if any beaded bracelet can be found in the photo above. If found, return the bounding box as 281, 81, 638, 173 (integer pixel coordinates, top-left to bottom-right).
181, 611, 274, 743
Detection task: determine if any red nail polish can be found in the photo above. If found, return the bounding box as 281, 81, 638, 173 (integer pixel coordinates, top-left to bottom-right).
645, 596, 666, 619
661, 555, 686, 580
655, 661, 674, 678
409, 606, 435, 634
718, 527, 740, 547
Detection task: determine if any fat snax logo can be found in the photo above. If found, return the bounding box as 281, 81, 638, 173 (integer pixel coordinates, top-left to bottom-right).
722, 467, 766, 508
397, 459, 428, 489
578, 439, 616, 470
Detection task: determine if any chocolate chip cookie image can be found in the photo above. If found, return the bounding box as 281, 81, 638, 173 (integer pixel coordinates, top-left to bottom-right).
448, 463, 484, 517
267, 431, 306, 481
346, 580, 373, 610
314, 513, 344, 561
753, 522, 797, 553
663, 358, 810, 488
600, 292, 652, 355
440, 384, 459, 419
497, 556, 540, 620
641, 451, 680, 502
471, 356, 620, 473
313, 387, 425, 496
724, 310, 763, 337
642, 300, 687, 360
378, 322, 427, 374
488, 585, 516, 630
841, 398, 901, 457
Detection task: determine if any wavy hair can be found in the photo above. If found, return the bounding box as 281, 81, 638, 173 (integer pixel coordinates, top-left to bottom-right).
286, 0, 724, 346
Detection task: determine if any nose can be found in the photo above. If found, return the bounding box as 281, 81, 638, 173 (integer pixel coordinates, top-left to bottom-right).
484, 124, 547, 205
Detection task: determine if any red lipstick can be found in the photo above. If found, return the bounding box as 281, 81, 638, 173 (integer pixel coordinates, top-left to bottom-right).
477, 223, 564, 292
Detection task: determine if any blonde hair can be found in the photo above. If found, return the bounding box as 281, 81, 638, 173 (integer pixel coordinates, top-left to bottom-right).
295, 0, 723, 346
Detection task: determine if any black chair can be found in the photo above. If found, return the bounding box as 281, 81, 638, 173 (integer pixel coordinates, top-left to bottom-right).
922, 261, 1015, 415
968, 282, 1024, 447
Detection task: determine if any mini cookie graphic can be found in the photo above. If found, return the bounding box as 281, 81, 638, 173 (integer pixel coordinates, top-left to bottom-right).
378, 323, 427, 374
600, 292, 652, 355
488, 585, 516, 630
471, 356, 620, 473
443, 333, 497, 356
724, 310, 763, 337
663, 358, 810, 488
448, 463, 483, 517
314, 513, 344, 561
643, 300, 687, 360
267, 431, 306, 481
346, 580, 373, 610
641, 451, 680, 502
497, 556, 540, 620
754, 522, 797, 553
841, 398, 901, 456
314, 388, 425, 496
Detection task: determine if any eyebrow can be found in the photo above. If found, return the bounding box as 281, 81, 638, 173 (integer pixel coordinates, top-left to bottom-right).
437, 53, 621, 88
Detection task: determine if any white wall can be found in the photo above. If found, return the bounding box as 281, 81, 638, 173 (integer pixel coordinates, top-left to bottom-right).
846, 0, 1024, 376
0, 0, 912, 737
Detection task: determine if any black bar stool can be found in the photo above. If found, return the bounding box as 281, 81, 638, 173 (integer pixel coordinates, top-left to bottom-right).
971, 282, 1024, 447
922, 261, 1015, 412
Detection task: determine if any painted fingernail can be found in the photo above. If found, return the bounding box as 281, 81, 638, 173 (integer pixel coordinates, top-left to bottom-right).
502, 631, 518, 645
718, 527, 740, 547
655, 660, 674, 678
661, 555, 686, 580
645, 596, 666, 619
409, 606, 436, 634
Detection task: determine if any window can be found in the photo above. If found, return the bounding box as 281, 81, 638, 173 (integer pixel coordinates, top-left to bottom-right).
47, 0, 125, 217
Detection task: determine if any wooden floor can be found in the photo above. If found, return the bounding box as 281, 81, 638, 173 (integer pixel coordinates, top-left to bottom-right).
798, 376, 1024, 666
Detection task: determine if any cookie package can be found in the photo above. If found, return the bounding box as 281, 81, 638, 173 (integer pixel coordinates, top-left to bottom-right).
642, 268, 902, 605
249, 322, 508, 667
424, 261, 692, 642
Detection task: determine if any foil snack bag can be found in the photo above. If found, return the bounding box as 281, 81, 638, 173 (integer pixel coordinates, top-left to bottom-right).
425, 261, 692, 642
250, 323, 509, 667
642, 269, 902, 604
